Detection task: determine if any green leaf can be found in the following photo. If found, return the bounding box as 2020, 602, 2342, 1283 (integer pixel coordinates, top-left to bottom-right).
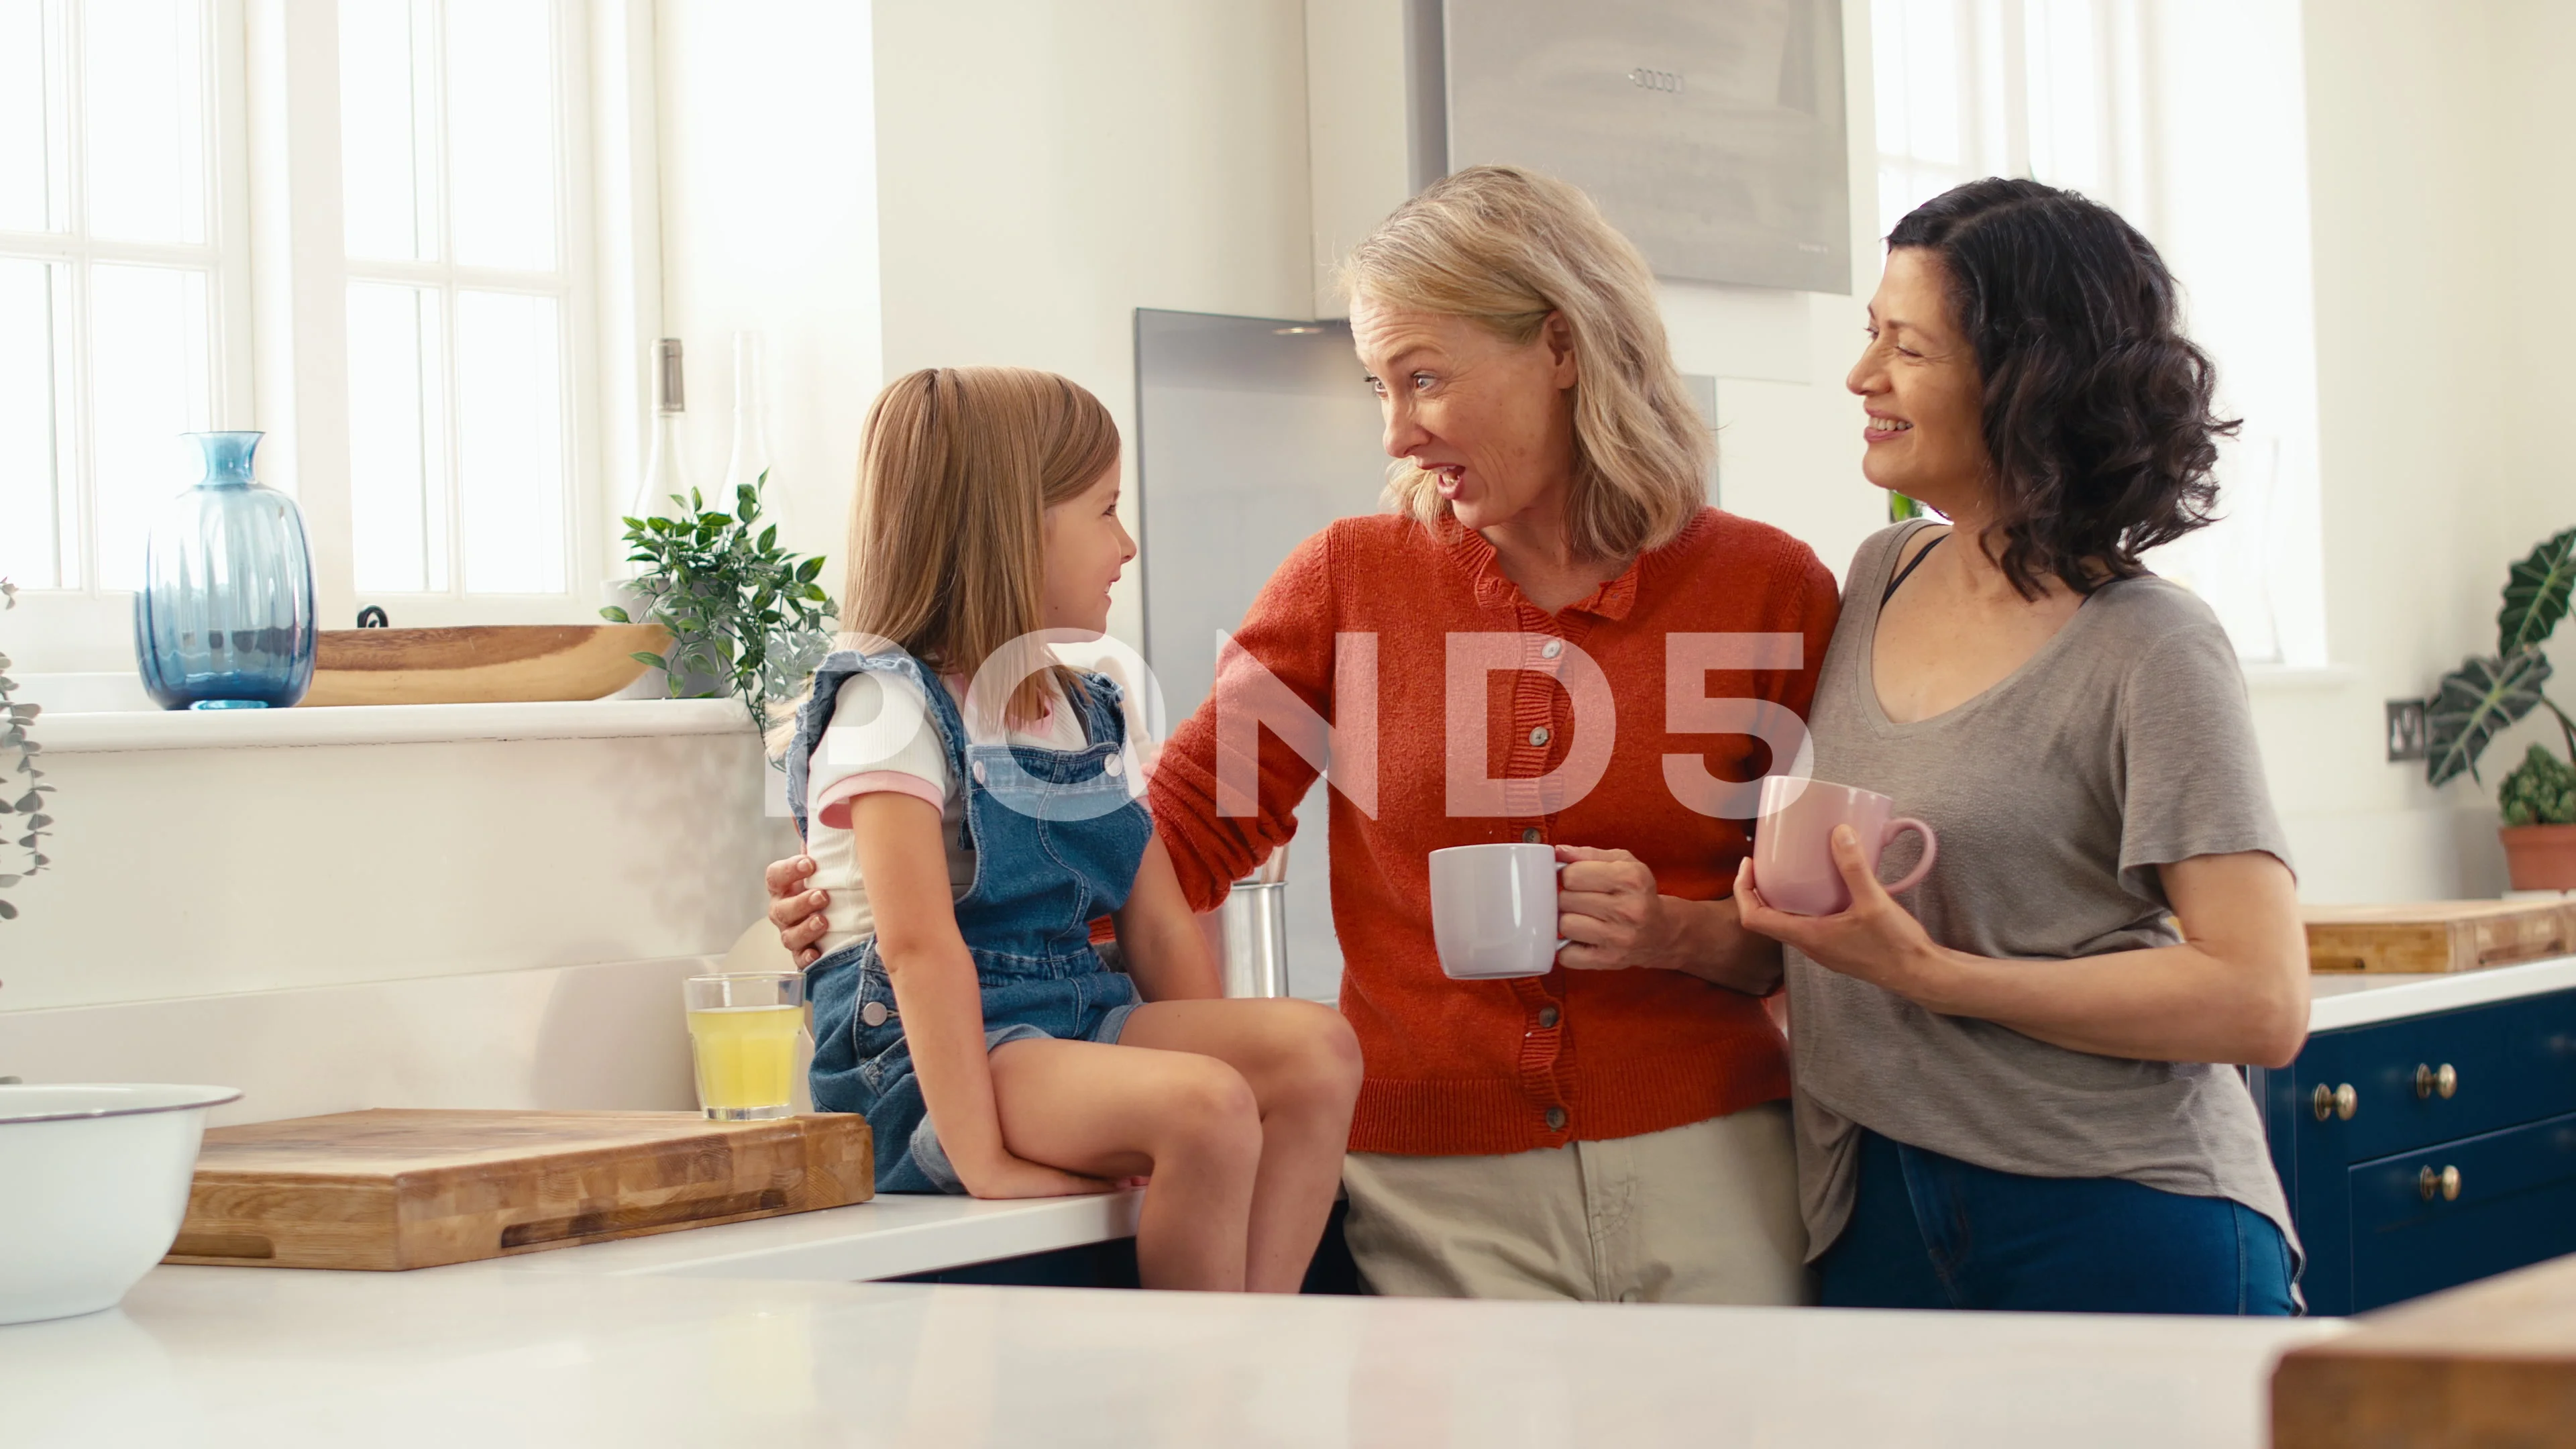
598, 604, 631, 623
737, 484, 759, 518
2425, 650, 2554, 787
632, 651, 667, 670
2500, 526, 2576, 657
757, 524, 777, 551
2499, 742, 2576, 826
796, 555, 824, 583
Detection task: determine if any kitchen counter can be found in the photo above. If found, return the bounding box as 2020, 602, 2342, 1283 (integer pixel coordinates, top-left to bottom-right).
0, 1265, 2345, 1448
466, 1186, 1145, 1282
2305, 952, 2576, 1030
396, 954, 2576, 1290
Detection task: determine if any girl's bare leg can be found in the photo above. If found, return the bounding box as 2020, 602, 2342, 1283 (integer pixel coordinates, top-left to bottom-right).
1118, 999, 1364, 1293
985, 1038, 1263, 1291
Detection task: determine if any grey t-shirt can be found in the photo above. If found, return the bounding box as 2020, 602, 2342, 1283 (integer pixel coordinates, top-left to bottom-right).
1786, 521, 2298, 1262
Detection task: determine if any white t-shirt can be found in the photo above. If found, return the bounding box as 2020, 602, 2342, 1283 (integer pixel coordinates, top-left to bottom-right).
804, 672, 1089, 955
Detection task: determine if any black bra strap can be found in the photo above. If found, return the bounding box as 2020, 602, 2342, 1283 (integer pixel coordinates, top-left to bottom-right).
1880, 529, 1947, 606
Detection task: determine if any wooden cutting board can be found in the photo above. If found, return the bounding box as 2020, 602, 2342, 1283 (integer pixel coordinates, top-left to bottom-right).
2273, 1250, 2576, 1447
301, 624, 669, 706
2304, 900, 2576, 973
163, 1109, 873, 1271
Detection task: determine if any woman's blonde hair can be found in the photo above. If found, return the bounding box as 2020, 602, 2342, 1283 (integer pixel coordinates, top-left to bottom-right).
1339, 164, 1710, 562
774, 367, 1119, 748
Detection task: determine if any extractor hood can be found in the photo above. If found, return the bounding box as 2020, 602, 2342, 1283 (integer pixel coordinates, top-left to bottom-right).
1306, 0, 1852, 311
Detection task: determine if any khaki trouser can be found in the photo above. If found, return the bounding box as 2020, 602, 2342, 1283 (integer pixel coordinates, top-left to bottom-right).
1340, 1103, 1811, 1305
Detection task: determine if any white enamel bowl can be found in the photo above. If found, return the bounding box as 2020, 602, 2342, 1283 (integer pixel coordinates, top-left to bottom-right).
0, 1083, 241, 1326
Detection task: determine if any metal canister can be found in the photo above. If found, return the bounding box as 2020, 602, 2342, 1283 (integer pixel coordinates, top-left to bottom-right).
1214, 845, 1293, 998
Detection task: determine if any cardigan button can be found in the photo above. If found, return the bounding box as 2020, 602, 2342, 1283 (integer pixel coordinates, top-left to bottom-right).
1541, 639, 1563, 659
1521, 828, 1542, 844
1529, 726, 1550, 747
1538, 1005, 1560, 1028
1545, 1106, 1568, 1132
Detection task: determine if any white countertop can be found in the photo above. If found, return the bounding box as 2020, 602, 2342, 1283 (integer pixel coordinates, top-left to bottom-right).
468, 1187, 1144, 1282
0, 1265, 2345, 1448
38, 696, 749, 753
2306, 953, 2576, 1031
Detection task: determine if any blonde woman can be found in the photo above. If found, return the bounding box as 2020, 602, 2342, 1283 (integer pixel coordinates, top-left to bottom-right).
780, 367, 1361, 1293
771, 168, 1837, 1304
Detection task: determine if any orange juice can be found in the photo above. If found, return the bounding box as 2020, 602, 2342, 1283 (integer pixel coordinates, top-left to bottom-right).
686, 1004, 800, 1118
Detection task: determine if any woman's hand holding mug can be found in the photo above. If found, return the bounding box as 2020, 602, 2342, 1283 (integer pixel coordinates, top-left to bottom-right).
1734, 776, 1942, 991
1554, 845, 1697, 972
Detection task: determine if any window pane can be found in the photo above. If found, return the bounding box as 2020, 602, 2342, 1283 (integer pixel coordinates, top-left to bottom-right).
2025, 0, 2101, 193
338, 0, 437, 262
453, 289, 562, 592
80, 0, 207, 245
0, 258, 62, 586
0, 0, 58, 232
347, 280, 448, 592
89, 262, 212, 590
1878, 0, 1961, 167
444, 0, 556, 270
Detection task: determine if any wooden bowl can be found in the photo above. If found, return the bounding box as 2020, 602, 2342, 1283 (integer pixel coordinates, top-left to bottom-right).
299, 624, 673, 707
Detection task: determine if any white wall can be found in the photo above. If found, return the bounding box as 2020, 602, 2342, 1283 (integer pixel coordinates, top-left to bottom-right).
2253, 0, 2573, 901
0, 708, 792, 1121
653, 0, 885, 569
869, 0, 1318, 649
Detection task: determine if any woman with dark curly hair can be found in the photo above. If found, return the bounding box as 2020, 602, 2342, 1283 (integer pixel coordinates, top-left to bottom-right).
1734, 177, 2309, 1314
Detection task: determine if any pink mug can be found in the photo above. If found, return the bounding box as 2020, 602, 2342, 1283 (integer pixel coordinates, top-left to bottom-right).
1752, 775, 1938, 916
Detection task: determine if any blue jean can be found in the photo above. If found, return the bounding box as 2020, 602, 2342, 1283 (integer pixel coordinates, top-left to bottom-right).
1818, 1128, 2298, 1315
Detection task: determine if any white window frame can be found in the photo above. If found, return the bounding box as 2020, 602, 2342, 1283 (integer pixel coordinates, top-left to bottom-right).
3, 0, 257, 671
268, 0, 606, 630
11, 0, 651, 673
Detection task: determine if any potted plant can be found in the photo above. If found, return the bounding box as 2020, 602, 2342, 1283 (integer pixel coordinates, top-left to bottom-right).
602, 473, 838, 733
2423, 526, 2576, 890
0, 578, 52, 921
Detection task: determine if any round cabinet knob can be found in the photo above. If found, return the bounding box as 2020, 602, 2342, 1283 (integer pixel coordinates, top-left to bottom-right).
2414, 1063, 2458, 1099
2420, 1165, 2463, 1202
2314, 1083, 2360, 1121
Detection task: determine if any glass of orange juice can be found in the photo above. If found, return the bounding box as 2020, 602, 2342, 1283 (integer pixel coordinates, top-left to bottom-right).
684, 973, 805, 1120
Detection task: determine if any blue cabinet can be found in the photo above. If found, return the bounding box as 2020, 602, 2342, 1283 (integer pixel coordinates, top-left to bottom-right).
2253, 983, 2576, 1313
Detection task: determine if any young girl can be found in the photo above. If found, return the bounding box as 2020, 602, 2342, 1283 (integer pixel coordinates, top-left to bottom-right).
780, 366, 1362, 1293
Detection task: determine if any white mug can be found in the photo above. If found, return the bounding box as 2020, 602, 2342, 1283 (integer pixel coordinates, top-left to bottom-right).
1429, 843, 1564, 980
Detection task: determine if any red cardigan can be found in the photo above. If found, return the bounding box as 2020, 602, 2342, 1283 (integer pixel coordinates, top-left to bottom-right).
1148, 508, 1839, 1156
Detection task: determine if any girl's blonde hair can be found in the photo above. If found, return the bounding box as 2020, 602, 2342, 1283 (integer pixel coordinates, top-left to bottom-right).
1339, 164, 1711, 563
772, 367, 1120, 751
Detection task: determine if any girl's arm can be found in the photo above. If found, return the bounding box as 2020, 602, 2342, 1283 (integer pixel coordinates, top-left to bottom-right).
849, 792, 1108, 1198
1113, 834, 1223, 1003
1738, 835, 2310, 1068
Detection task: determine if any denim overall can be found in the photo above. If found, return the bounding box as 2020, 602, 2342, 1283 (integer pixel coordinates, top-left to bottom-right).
788, 647, 1152, 1192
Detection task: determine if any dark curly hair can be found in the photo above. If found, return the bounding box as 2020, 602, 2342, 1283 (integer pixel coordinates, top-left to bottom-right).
1887, 178, 2235, 598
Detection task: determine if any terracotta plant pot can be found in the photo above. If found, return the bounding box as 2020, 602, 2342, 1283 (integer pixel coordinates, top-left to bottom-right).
2500, 824, 2576, 893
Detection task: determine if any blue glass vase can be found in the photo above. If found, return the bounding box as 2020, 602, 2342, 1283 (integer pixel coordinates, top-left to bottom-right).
133, 431, 318, 710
